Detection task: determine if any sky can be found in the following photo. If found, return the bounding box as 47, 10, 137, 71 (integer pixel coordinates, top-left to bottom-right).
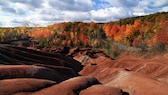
0, 0, 168, 27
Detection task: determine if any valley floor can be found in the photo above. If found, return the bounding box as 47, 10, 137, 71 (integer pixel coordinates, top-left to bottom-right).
0, 44, 168, 95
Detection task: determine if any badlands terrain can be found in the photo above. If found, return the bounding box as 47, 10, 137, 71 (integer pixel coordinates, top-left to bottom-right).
0, 43, 168, 95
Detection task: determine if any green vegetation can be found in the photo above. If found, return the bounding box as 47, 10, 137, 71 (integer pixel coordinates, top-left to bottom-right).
0, 12, 168, 58
0, 27, 29, 43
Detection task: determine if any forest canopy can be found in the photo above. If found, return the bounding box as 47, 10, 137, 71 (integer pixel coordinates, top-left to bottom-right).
0, 12, 168, 54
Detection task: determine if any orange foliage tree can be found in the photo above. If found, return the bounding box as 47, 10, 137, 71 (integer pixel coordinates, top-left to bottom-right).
110, 24, 118, 37
79, 32, 88, 46
29, 28, 53, 38
153, 21, 168, 51
103, 23, 112, 37
134, 19, 141, 29
114, 25, 126, 43
124, 24, 135, 37
154, 23, 168, 44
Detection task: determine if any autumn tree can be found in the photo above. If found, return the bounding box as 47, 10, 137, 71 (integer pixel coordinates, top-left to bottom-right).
103, 23, 112, 37
110, 24, 118, 37
154, 22, 168, 44
79, 32, 88, 46
153, 21, 168, 51
134, 19, 141, 29
113, 25, 125, 43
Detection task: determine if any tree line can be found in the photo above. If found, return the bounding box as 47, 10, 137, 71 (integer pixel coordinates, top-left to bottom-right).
0, 12, 168, 53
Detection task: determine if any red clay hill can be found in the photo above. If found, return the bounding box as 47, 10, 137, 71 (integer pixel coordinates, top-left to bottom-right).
0, 44, 168, 95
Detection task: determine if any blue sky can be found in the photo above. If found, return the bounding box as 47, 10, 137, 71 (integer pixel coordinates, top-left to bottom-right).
0, 0, 168, 27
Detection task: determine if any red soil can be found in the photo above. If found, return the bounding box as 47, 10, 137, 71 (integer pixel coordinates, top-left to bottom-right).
0, 45, 168, 95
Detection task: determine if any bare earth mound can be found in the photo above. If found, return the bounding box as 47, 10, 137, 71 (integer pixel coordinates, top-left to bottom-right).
0, 45, 168, 95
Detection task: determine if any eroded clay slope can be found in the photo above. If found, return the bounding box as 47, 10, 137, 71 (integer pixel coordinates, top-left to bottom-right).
72, 48, 168, 95
0, 45, 168, 95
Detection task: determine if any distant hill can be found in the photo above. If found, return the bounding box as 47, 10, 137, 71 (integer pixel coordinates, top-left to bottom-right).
0, 12, 168, 55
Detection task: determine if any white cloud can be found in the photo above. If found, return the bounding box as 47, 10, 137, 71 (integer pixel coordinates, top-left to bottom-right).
103, 0, 168, 16
62, 11, 91, 21
90, 7, 130, 22
103, 0, 139, 7
0, 0, 167, 27
151, 0, 168, 7
160, 6, 168, 12
0, 14, 14, 27
48, 0, 94, 12
8, 0, 44, 8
